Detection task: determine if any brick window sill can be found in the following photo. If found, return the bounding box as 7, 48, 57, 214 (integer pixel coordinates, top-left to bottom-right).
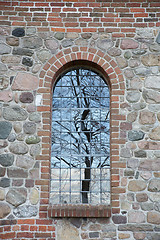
48, 204, 111, 218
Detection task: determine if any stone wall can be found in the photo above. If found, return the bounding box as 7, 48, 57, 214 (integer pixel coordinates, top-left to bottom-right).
0, 0, 160, 239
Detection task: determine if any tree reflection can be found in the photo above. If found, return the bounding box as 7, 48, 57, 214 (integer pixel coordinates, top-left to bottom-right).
51, 68, 110, 204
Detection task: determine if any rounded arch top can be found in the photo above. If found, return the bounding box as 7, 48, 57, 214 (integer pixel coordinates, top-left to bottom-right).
39, 46, 125, 93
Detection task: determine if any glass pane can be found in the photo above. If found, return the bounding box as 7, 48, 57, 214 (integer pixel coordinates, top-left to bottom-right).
51, 67, 110, 205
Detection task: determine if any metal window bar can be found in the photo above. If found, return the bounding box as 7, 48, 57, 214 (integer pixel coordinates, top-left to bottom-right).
51, 68, 110, 205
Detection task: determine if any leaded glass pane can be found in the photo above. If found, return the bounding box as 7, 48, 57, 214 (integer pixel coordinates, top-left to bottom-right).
50, 68, 110, 205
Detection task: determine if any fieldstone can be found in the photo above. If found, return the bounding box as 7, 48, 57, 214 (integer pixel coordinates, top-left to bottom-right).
7, 167, 28, 178
130, 77, 142, 90
0, 63, 7, 74
0, 167, 5, 177
6, 188, 27, 207
13, 122, 22, 133
121, 39, 139, 49
0, 202, 11, 219
143, 89, 160, 103
8, 133, 16, 142
54, 32, 64, 40
128, 180, 147, 192
137, 28, 153, 38
61, 39, 73, 48
13, 47, 34, 56
139, 159, 160, 171
132, 49, 147, 55
133, 233, 146, 240
57, 220, 80, 240
0, 76, 9, 89
148, 179, 160, 192
32, 63, 42, 74
29, 188, 39, 205
36, 49, 51, 63
136, 193, 148, 202
154, 172, 160, 178
1, 55, 21, 64
3, 106, 28, 121
27, 105, 36, 113
0, 90, 12, 102
127, 111, 138, 122
0, 189, 5, 200
6, 36, 19, 46
12, 72, 39, 91
145, 76, 160, 90
120, 122, 132, 131
156, 32, 160, 44
81, 33, 92, 39
23, 122, 36, 134
134, 67, 151, 76
9, 142, 28, 155
26, 135, 40, 144
0, 140, 8, 149
75, 38, 88, 46
124, 169, 134, 176
29, 168, 39, 179
8, 65, 27, 71
142, 54, 160, 66
13, 204, 38, 218
0, 43, 11, 54
45, 39, 59, 51
17, 133, 25, 141
16, 155, 34, 169
26, 27, 36, 36
0, 154, 14, 167
0, 121, 12, 139
116, 57, 128, 68
22, 57, 33, 67
124, 51, 131, 59
19, 92, 34, 103
149, 126, 160, 140
128, 211, 145, 223
89, 232, 99, 238
147, 212, 160, 224
119, 233, 131, 239
149, 193, 160, 202
97, 39, 114, 51
126, 91, 140, 103
12, 28, 25, 37
22, 37, 43, 49
0, 178, 10, 188
127, 158, 139, 169
30, 144, 41, 156
155, 202, 160, 212
121, 201, 131, 211
151, 66, 159, 74
149, 43, 160, 52
135, 150, 146, 158
149, 105, 160, 112
0, 26, 10, 36
148, 233, 160, 240
141, 203, 154, 211
112, 215, 127, 224
124, 68, 134, 79
139, 111, 156, 125
120, 148, 132, 158
129, 59, 140, 68
29, 112, 41, 122
118, 224, 153, 232
128, 130, 144, 141
107, 47, 121, 56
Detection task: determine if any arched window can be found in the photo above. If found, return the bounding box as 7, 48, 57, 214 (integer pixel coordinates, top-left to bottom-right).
51, 67, 110, 205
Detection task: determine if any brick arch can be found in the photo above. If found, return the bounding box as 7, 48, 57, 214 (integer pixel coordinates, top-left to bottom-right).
37, 46, 126, 216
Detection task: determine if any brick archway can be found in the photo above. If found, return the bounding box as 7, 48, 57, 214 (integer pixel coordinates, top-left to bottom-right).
37, 46, 126, 217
